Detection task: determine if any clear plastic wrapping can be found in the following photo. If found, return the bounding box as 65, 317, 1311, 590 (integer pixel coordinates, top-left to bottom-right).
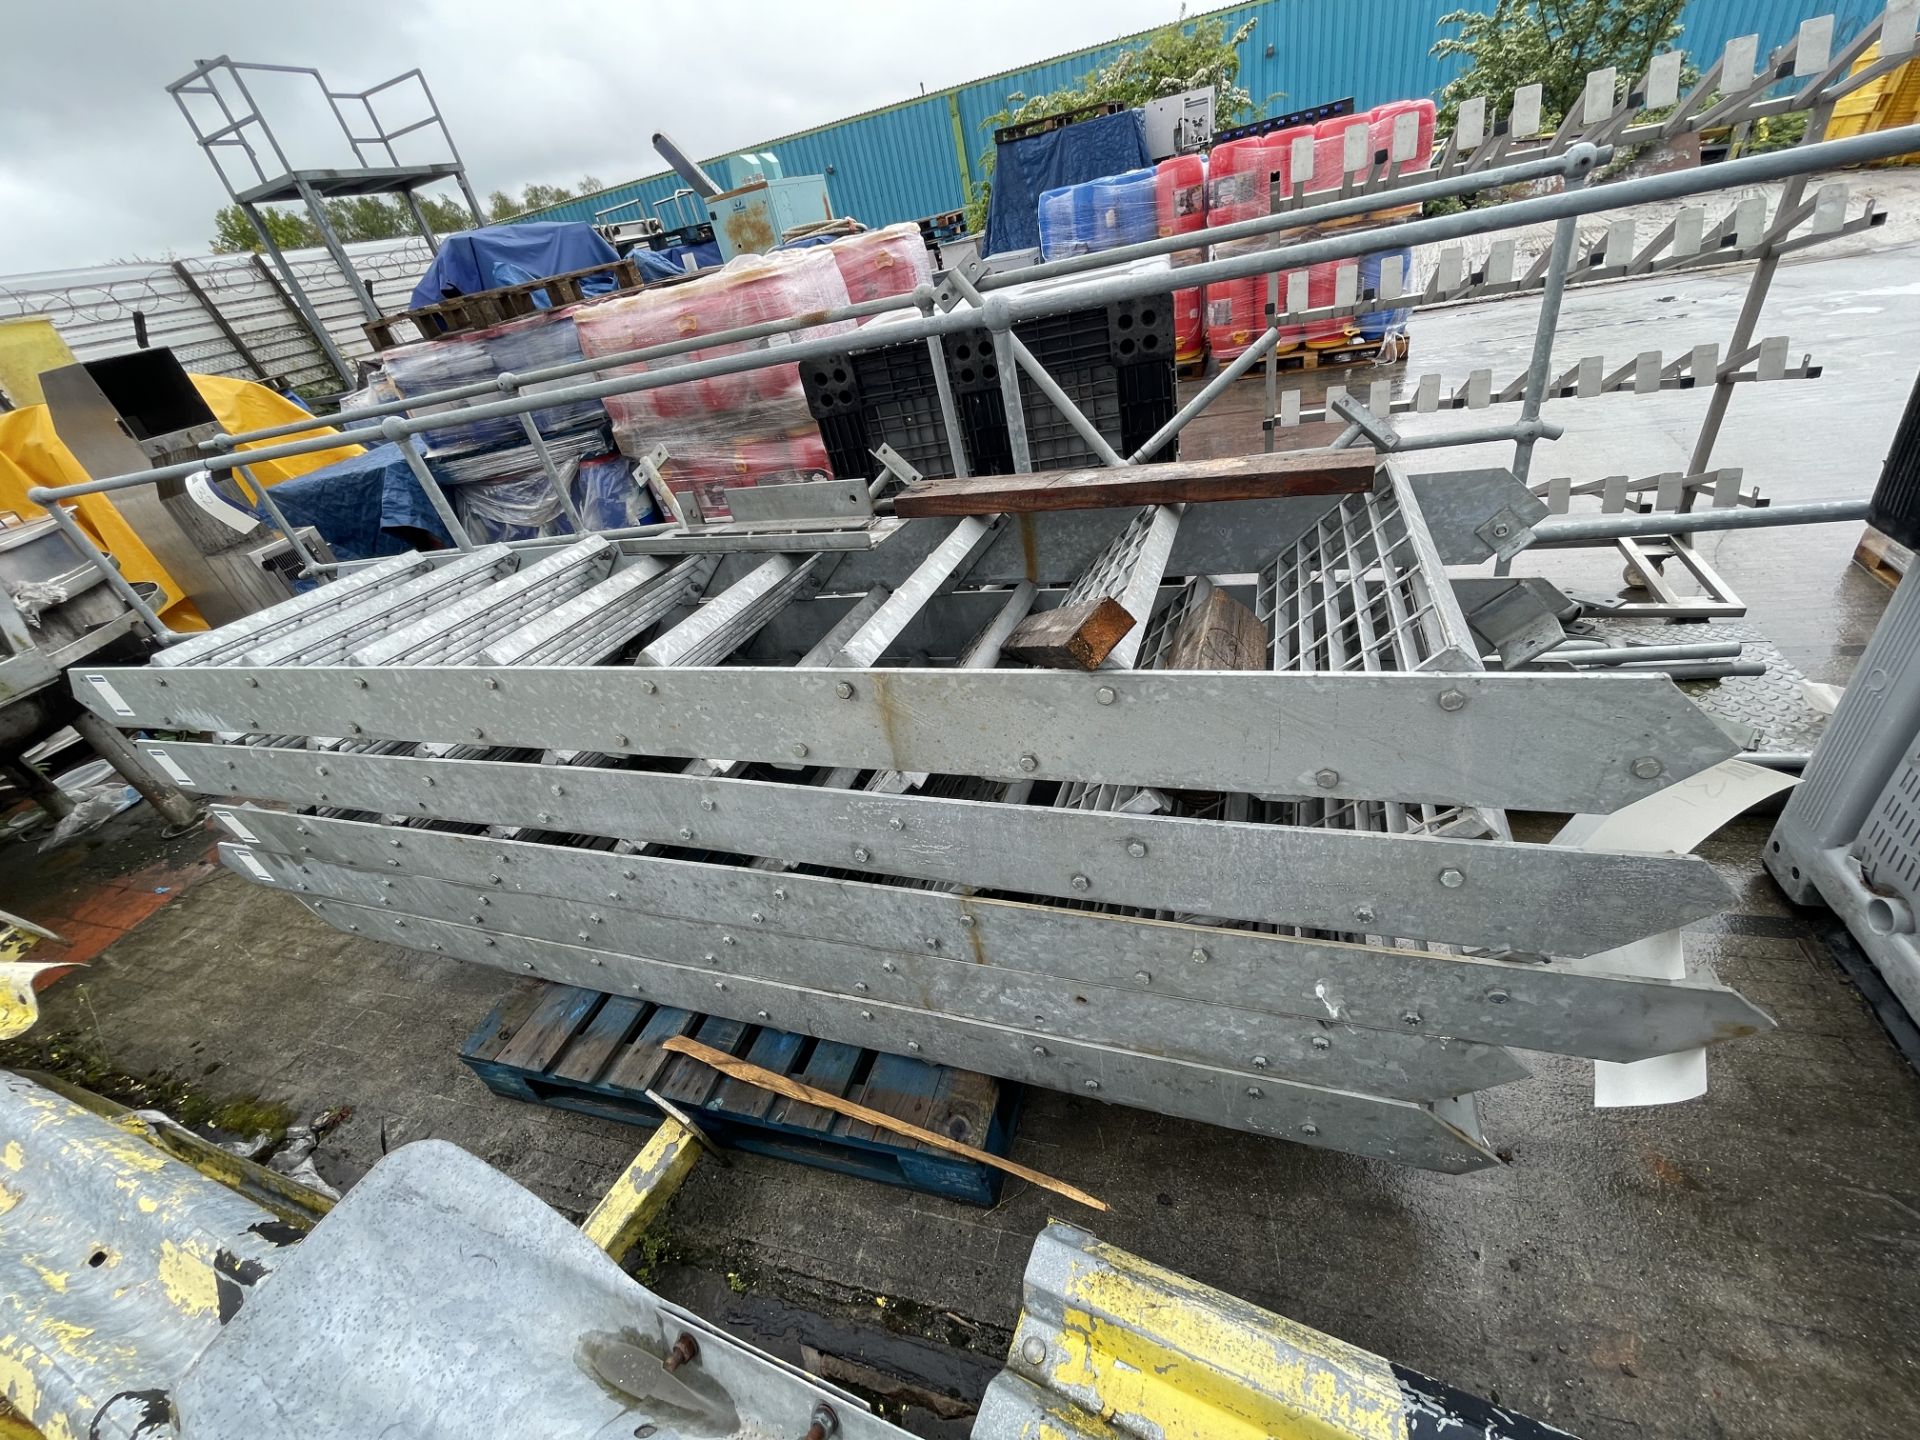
382, 305, 607, 457
1037, 184, 1089, 261
573, 248, 854, 520
574, 248, 856, 429
426, 425, 612, 487
825, 223, 934, 314
448, 446, 659, 544
1090, 167, 1158, 250
573, 450, 660, 531
649, 432, 832, 523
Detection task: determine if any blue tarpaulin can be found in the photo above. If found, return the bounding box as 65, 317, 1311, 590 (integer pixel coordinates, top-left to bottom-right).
263, 441, 455, 561
627, 239, 723, 282
410, 222, 623, 308
983, 110, 1151, 258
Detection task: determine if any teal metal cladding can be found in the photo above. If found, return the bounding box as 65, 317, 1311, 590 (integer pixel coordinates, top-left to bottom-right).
515, 0, 1883, 233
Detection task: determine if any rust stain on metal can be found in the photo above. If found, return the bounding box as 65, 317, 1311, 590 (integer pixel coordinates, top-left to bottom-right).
724, 209, 776, 257
1017, 514, 1039, 582
869, 672, 906, 770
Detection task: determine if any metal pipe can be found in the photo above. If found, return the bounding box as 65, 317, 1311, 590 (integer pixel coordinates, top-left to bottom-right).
41, 505, 175, 642
46, 122, 1920, 511
238, 466, 322, 579
1388, 419, 1563, 452
993, 330, 1033, 473
924, 331, 971, 481
0, 754, 75, 820
382, 418, 473, 551
70, 711, 202, 831
1549, 640, 1745, 665
1610, 660, 1768, 680
1529, 497, 1868, 543
1138, 328, 1283, 465
206, 291, 924, 453
514, 413, 588, 532
1509, 202, 1584, 490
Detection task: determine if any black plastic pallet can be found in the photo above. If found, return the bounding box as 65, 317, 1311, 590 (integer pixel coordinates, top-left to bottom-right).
461, 979, 1025, 1207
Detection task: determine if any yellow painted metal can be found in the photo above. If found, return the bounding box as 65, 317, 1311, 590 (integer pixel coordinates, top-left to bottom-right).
1829, 42, 1920, 158
0, 375, 364, 631
0, 320, 73, 412
579, 1120, 701, 1262
24, 1071, 333, 1232
0, 1398, 47, 1440
994, 1223, 1410, 1440
0, 1074, 288, 1439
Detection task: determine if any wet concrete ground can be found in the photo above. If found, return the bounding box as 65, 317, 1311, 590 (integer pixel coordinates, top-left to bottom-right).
6, 242, 1920, 1438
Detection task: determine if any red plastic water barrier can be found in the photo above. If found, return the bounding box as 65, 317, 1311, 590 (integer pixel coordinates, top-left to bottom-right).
1157, 154, 1208, 364
826, 224, 934, 315
575, 249, 853, 426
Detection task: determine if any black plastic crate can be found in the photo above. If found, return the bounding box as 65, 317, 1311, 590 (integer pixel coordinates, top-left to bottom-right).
802, 332, 989, 481
802, 301, 1176, 480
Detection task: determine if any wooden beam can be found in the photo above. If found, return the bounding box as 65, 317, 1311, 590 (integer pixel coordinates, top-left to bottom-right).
1002, 597, 1137, 670
660, 1036, 1108, 1210
1164, 585, 1269, 671
892, 450, 1376, 518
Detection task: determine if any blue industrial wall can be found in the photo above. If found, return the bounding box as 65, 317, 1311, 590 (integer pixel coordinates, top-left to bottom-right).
516, 0, 1885, 232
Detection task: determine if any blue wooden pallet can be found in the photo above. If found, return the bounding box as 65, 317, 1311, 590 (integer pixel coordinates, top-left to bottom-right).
461, 981, 1025, 1207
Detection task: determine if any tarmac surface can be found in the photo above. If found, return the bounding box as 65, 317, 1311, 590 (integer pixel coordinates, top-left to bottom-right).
6, 237, 1920, 1438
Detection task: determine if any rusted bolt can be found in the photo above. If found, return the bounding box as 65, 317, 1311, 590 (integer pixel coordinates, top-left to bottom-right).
664, 1333, 698, 1374
801, 1402, 840, 1440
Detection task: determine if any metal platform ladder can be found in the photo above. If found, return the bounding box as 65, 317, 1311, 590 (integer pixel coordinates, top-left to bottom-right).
166, 56, 487, 385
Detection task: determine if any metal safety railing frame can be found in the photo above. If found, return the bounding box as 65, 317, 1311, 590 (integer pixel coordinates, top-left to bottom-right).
31, 109, 1920, 640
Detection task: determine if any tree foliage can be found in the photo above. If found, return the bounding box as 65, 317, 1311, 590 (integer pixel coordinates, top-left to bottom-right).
209, 175, 608, 253
965, 16, 1258, 234
1430, 0, 1688, 130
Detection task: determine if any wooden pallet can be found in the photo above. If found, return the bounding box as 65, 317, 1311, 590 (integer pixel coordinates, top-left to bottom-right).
1180, 335, 1408, 380
365, 257, 645, 350
461, 980, 1024, 1206
1272, 335, 1409, 373
1855, 523, 1912, 589
994, 101, 1126, 146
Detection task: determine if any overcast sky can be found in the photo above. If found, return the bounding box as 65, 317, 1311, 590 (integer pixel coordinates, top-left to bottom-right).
0, 0, 1192, 276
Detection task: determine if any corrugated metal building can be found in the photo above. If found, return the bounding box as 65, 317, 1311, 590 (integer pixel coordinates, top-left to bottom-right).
514, 0, 1884, 232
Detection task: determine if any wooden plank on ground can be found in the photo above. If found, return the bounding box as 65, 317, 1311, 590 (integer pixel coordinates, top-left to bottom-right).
892, 450, 1376, 517
1003, 597, 1136, 670
1163, 586, 1270, 671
